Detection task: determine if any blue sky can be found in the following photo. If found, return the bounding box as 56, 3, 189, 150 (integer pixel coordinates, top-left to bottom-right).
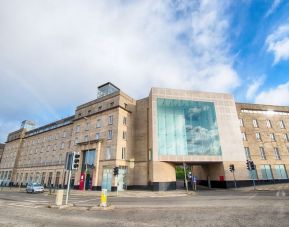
1, 0, 289, 143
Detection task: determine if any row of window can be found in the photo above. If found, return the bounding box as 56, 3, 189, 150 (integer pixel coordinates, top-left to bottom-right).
75, 130, 127, 144
23, 131, 69, 147
242, 132, 289, 142
75, 116, 127, 133
244, 146, 289, 160
240, 119, 287, 129
249, 164, 288, 180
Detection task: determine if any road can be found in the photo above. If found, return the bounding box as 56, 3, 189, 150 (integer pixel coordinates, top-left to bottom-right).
0, 188, 288, 226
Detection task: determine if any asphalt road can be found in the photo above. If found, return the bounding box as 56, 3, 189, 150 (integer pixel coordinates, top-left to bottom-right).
0, 189, 288, 226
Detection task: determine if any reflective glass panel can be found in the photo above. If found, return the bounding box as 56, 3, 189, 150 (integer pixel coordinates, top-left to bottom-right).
157, 98, 222, 156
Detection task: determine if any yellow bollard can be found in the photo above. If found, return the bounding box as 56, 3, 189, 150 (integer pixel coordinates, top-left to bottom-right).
100, 189, 107, 207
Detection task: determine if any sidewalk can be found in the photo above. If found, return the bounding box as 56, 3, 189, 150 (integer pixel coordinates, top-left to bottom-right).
233, 182, 289, 191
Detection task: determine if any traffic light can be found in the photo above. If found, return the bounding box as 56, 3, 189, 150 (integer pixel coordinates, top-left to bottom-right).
113, 166, 119, 176
229, 164, 235, 172
72, 152, 80, 169
246, 160, 250, 170
250, 161, 255, 170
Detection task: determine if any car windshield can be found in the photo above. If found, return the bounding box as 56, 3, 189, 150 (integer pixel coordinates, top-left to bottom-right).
33, 183, 42, 186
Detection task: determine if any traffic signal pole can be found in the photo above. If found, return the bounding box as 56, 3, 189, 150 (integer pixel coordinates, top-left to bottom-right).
65, 169, 72, 205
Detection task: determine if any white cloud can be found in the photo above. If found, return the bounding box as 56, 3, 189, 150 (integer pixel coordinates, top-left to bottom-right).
265, 0, 282, 17
255, 82, 289, 106
266, 23, 289, 64
246, 76, 265, 99
0, 0, 239, 142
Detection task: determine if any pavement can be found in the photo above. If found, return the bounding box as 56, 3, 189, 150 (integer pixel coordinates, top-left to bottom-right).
2, 182, 289, 197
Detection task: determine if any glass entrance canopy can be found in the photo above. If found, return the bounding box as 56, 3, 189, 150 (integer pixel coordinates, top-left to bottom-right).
157, 98, 222, 156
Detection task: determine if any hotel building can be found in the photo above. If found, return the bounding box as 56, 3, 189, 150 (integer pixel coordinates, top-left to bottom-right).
0, 83, 288, 190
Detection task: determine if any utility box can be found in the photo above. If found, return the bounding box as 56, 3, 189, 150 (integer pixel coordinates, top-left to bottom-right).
55, 189, 64, 206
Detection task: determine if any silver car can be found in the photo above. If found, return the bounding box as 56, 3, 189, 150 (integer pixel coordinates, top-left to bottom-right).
26, 183, 44, 193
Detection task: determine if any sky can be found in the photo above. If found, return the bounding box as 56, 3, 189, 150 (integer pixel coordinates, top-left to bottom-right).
1, 0, 289, 143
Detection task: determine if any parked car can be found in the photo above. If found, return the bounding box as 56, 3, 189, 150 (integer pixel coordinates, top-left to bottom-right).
26, 183, 44, 193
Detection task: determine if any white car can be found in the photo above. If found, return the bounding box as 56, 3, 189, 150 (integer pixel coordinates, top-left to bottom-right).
26, 183, 44, 193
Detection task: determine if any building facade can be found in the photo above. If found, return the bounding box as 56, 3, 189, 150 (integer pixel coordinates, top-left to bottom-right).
0, 83, 288, 190
0, 143, 4, 164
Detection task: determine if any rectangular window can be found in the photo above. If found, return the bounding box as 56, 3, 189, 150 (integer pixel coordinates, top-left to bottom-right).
108, 130, 113, 140
274, 147, 281, 160
266, 120, 272, 128
76, 125, 80, 133
274, 165, 288, 179
270, 133, 276, 141
242, 132, 247, 141
239, 119, 244, 127
60, 142, 64, 150
96, 119, 102, 128
244, 147, 251, 160
157, 98, 221, 156
105, 147, 111, 160
256, 132, 261, 141
123, 117, 127, 125
121, 147, 126, 160
98, 106, 102, 111
84, 135, 89, 142
259, 147, 266, 160
284, 134, 289, 142
95, 133, 100, 140
74, 137, 78, 145
63, 131, 66, 138
85, 122, 90, 131
124, 103, 128, 109
123, 131, 127, 140
108, 115, 113, 125
253, 119, 258, 128
280, 120, 285, 129
260, 165, 273, 180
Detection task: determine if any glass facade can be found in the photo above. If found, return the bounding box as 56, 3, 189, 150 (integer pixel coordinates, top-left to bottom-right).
157, 98, 222, 156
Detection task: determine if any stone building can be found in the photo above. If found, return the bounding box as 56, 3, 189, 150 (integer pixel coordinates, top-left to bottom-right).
0, 143, 4, 164
237, 103, 289, 182
0, 82, 288, 190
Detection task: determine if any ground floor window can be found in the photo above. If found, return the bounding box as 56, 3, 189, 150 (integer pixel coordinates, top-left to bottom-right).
41, 172, 46, 185
55, 171, 61, 187
274, 165, 288, 179
260, 165, 273, 180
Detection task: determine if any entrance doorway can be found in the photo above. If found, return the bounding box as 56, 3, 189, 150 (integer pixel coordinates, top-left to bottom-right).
80, 149, 96, 190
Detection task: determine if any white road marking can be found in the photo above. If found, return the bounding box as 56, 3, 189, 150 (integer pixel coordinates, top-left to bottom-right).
7, 203, 41, 208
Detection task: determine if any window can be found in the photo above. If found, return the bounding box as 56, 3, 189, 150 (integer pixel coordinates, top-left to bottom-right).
256, 132, 261, 141
244, 147, 251, 160
266, 120, 272, 128
124, 103, 128, 109
98, 106, 102, 111
108, 115, 113, 125
270, 133, 276, 141
105, 147, 111, 160
280, 120, 285, 129
84, 135, 89, 142
110, 102, 114, 107
260, 165, 273, 180
96, 119, 102, 128
274, 165, 288, 179
76, 125, 80, 133
95, 133, 100, 140
123, 131, 127, 140
63, 131, 66, 138
284, 134, 289, 142
60, 142, 64, 150
108, 130, 113, 140
259, 147, 266, 160
242, 132, 247, 141
253, 119, 258, 128
74, 138, 78, 145
123, 117, 127, 125
85, 122, 90, 131
274, 147, 281, 160
121, 147, 126, 160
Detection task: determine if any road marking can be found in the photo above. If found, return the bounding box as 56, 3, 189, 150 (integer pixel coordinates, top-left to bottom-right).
24, 200, 50, 203
7, 203, 42, 208
74, 199, 98, 203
